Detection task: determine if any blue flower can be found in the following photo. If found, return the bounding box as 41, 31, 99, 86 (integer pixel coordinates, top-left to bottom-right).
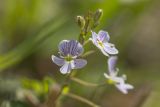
104, 56, 134, 94
90, 30, 118, 56
52, 40, 87, 74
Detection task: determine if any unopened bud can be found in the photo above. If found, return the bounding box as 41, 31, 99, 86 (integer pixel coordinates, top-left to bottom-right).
76, 16, 85, 29
94, 9, 103, 22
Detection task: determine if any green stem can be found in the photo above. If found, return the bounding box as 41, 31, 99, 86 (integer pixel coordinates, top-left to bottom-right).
54, 72, 75, 107
66, 93, 100, 107
81, 50, 95, 58
71, 77, 98, 87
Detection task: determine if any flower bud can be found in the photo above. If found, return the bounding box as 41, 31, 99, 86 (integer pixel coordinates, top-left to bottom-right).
76, 16, 85, 29
94, 9, 103, 22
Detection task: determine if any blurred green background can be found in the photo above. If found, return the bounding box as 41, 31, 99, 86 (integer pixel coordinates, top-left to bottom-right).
0, 0, 160, 107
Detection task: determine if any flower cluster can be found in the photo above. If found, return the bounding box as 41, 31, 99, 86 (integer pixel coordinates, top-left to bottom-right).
51, 9, 133, 94
52, 31, 133, 94
90, 30, 133, 94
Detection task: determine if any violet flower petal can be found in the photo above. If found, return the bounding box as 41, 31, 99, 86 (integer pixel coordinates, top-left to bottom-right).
100, 48, 109, 56
116, 83, 134, 94
52, 55, 65, 66
71, 59, 87, 69
116, 84, 128, 94
91, 31, 98, 46
75, 41, 84, 56
59, 40, 69, 56
108, 56, 118, 74
98, 30, 110, 42
59, 40, 83, 57
60, 62, 71, 74
103, 43, 118, 55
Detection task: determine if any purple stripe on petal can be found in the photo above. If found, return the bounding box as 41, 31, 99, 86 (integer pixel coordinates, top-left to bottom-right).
60, 62, 72, 74
69, 40, 83, 56
98, 30, 110, 42
70, 40, 78, 56
58, 40, 84, 57
76, 42, 84, 56
108, 56, 118, 73
71, 59, 87, 69
91, 31, 98, 45
52, 55, 65, 66
69, 40, 75, 55
91, 32, 97, 45
103, 43, 118, 55
59, 40, 69, 56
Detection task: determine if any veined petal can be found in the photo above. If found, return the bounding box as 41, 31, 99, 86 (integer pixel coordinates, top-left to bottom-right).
103, 43, 118, 55
98, 30, 110, 42
108, 56, 118, 74
59, 40, 69, 56
91, 31, 98, 43
60, 62, 72, 74
90, 39, 98, 47
51, 55, 65, 66
76, 41, 84, 56
71, 59, 87, 69
59, 40, 84, 57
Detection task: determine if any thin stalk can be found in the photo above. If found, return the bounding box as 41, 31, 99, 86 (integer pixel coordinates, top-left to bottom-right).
54, 72, 75, 107
66, 93, 100, 107
71, 77, 98, 87
81, 50, 95, 58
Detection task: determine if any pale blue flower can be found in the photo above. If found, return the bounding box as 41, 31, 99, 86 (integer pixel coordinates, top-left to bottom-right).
52, 40, 87, 74
115, 80, 134, 94
104, 56, 134, 94
90, 30, 118, 56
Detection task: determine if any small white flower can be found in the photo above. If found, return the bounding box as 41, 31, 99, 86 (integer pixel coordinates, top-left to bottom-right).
90, 30, 118, 56
104, 56, 134, 94
115, 81, 134, 94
